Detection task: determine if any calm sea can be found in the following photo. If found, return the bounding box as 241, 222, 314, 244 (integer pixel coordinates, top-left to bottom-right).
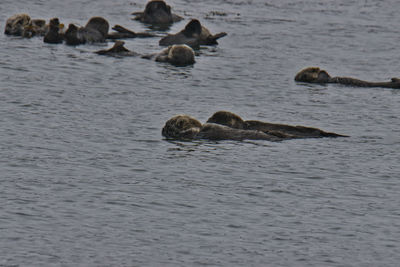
1, 0, 399, 266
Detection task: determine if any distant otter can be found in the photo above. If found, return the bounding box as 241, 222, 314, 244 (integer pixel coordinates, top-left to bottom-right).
159, 19, 227, 48
95, 40, 139, 56
4, 14, 48, 37
107, 25, 155, 39
132, 0, 183, 25
64, 17, 109, 45
44, 18, 64, 44
162, 114, 282, 141
206, 111, 347, 138
143, 44, 195, 66
295, 67, 400, 89
4, 14, 31, 36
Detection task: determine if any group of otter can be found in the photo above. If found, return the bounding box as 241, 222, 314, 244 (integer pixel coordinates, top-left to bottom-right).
6, 0, 398, 142
4, 1, 227, 66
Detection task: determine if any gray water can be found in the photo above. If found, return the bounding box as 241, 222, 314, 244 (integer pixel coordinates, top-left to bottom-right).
1, 0, 399, 266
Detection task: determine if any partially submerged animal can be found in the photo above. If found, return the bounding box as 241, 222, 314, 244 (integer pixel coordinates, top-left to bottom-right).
107, 25, 155, 39
95, 40, 139, 56
5, 13, 32, 36
142, 44, 195, 66
132, 0, 183, 25
295, 67, 400, 89
159, 19, 227, 48
206, 111, 346, 139
44, 18, 64, 44
4, 14, 49, 37
64, 17, 109, 45
162, 111, 347, 141
162, 114, 282, 141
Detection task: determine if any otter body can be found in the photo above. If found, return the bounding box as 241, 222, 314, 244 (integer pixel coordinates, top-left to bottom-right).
206, 111, 346, 139
159, 19, 227, 48
95, 41, 139, 56
44, 18, 64, 44
295, 67, 400, 89
162, 111, 347, 141
162, 114, 281, 141
65, 17, 109, 45
143, 44, 195, 66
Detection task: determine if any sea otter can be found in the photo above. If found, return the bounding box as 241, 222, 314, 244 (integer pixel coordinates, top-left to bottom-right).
142, 44, 195, 66
64, 17, 109, 45
107, 25, 155, 39
96, 41, 194, 66
162, 111, 347, 141
132, 0, 183, 25
44, 18, 64, 44
206, 111, 347, 139
162, 114, 282, 141
4, 14, 49, 37
5, 14, 31, 36
95, 40, 139, 56
159, 19, 227, 48
295, 67, 400, 89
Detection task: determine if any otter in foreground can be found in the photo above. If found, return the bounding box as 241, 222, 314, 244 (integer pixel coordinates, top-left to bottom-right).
295, 67, 400, 89
159, 19, 227, 48
206, 111, 347, 139
162, 111, 347, 141
132, 0, 183, 25
162, 115, 283, 141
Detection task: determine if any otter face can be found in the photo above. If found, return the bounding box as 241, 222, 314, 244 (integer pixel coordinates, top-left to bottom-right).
166, 44, 195, 66
206, 111, 246, 129
5, 14, 31, 35
294, 67, 331, 83
162, 115, 202, 139
144, 0, 173, 24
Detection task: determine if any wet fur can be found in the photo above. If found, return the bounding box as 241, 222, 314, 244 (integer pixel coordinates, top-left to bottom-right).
295, 67, 400, 89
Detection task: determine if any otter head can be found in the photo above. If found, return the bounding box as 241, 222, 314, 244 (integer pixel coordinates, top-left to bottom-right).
143, 0, 173, 24
294, 67, 331, 83
5, 14, 31, 35
206, 111, 246, 129
166, 44, 195, 66
182, 19, 202, 37
162, 115, 202, 140
85, 17, 110, 37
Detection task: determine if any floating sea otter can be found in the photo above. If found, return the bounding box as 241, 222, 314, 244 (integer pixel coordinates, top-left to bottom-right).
64, 17, 155, 45
4, 13, 51, 37
64, 17, 109, 45
295, 67, 400, 89
95, 40, 139, 56
162, 114, 283, 141
132, 0, 183, 25
142, 44, 195, 66
162, 111, 346, 141
96, 41, 195, 66
159, 19, 227, 48
5, 13, 31, 36
206, 111, 346, 139
44, 18, 64, 44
